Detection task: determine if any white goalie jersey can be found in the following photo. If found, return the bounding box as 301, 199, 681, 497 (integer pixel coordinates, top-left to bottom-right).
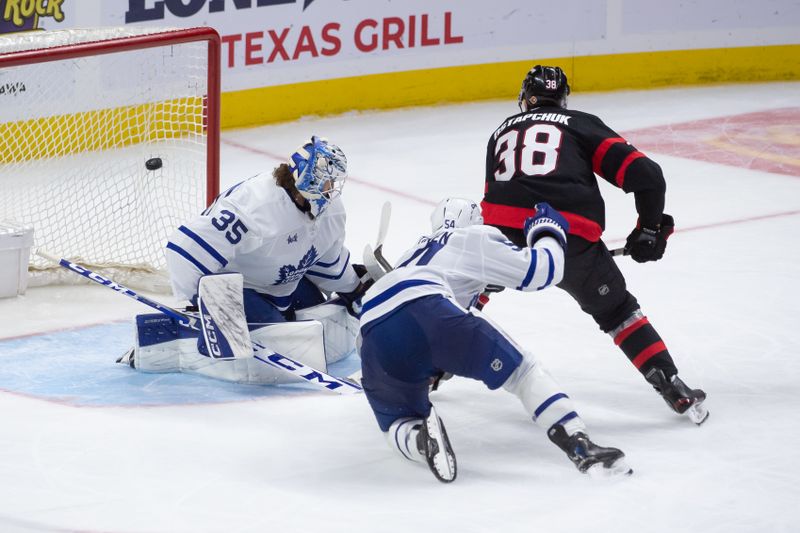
360, 225, 565, 327
165, 174, 359, 306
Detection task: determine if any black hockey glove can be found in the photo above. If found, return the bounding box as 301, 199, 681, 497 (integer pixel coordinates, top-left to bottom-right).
338, 265, 375, 318
523, 202, 570, 250
338, 287, 365, 318
475, 284, 505, 311
483, 284, 505, 294
624, 214, 675, 263
352, 263, 369, 280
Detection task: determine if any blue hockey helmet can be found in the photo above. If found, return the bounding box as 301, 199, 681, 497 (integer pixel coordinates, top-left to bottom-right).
430, 198, 483, 232
518, 65, 570, 111
288, 136, 347, 217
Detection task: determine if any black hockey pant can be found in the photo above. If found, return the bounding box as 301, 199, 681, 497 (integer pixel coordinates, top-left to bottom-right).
557, 235, 679, 378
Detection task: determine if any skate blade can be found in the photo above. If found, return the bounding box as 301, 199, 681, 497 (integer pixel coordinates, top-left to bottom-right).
425, 413, 457, 483
116, 348, 135, 368
586, 458, 633, 480
687, 401, 709, 425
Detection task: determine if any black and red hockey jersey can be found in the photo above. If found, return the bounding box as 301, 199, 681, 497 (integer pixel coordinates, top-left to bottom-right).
482, 105, 666, 243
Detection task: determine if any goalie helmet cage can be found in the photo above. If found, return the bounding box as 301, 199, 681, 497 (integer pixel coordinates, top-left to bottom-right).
0, 27, 220, 292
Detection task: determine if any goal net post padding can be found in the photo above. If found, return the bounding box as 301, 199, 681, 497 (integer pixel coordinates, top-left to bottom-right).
0, 27, 220, 292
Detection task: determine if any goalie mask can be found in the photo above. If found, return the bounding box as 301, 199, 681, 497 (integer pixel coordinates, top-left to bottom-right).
288, 136, 347, 218
430, 198, 483, 232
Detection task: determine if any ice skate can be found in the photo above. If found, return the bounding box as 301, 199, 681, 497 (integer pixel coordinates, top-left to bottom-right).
646, 369, 709, 425
116, 347, 135, 368
547, 424, 632, 478
416, 406, 457, 483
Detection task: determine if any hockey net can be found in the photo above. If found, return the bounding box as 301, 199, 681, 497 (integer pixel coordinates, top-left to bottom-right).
0, 27, 220, 292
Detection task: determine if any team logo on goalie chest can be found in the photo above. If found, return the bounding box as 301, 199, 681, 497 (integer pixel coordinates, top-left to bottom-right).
274, 246, 318, 285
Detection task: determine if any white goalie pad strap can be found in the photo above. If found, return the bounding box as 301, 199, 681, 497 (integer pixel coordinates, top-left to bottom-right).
252, 320, 327, 373
502, 354, 586, 433
197, 273, 251, 359
134, 319, 326, 385
295, 299, 359, 364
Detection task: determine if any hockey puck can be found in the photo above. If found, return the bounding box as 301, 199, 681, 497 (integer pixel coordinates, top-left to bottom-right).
145, 157, 163, 171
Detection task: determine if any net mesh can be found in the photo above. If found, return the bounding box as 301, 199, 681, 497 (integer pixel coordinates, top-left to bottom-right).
0, 28, 214, 292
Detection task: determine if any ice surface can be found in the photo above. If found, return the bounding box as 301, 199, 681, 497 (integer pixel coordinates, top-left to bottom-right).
1, 82, 799, 533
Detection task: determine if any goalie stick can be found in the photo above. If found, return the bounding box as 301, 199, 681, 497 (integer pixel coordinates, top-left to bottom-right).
36, 251, 363, 395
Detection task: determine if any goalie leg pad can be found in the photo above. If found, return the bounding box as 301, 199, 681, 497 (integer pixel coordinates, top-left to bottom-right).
132, 314, 326, 384
295, 299, 359, 364
132, 314, 198, 373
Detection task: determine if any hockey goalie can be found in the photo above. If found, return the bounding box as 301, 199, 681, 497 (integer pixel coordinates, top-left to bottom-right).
119, 136, 369, 384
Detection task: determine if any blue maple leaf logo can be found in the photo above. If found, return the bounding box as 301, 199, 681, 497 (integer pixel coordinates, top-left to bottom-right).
274, 246, 318, 285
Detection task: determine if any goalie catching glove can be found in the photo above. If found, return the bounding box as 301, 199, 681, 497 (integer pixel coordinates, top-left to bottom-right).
624, 214, 674, 263
523, 202, 569, 250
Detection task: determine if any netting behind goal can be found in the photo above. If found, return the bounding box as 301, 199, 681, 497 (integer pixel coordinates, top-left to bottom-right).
0, 27, 220, 292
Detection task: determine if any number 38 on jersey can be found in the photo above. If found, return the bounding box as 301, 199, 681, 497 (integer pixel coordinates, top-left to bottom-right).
494, 124, 563, 180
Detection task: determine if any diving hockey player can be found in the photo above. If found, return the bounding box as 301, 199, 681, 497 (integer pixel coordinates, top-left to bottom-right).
359, 198, 632, 483
119, 136, 366, 383
481, 65, 707, 424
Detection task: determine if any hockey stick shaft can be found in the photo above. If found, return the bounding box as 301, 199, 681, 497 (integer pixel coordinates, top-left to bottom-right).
36, 251, 197, 328
610, 247, 627, 257
36, 251, 362, 395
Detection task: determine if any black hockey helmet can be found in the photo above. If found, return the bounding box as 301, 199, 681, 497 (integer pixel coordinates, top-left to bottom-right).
518, 65, 570, 111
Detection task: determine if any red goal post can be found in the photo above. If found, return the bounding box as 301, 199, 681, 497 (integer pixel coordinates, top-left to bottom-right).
0, 27, 221, 292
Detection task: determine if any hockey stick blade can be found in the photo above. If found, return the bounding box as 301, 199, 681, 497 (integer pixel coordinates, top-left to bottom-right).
363, 244, 387, 280
374, 244, 393, 272
37, 251, 362, 395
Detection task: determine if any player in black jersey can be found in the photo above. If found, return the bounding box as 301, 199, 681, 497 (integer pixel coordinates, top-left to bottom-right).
482, 65, 708, 424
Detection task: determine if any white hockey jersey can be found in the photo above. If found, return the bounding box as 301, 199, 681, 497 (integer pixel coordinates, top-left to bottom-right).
165, 174, 359, 307
360, 225, 564, 326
